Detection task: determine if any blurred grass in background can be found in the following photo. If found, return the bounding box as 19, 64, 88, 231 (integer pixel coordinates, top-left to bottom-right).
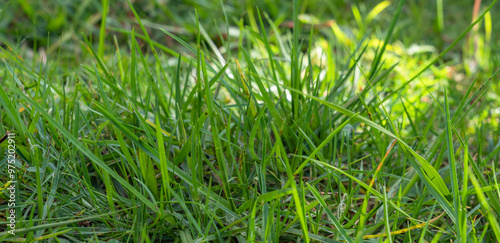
1, 0, 498, 69
2, 0, 498, 128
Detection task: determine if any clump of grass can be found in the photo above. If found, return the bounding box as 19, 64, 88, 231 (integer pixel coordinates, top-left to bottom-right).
1, 0, 500, 242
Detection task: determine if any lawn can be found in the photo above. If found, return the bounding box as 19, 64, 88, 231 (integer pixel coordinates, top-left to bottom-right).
1, 0, 500, 242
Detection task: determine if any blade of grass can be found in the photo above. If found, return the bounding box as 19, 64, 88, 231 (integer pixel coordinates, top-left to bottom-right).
201, 51, 236, 211
271, 123, 310, 243
306, 183, 353, 243
98, 0, 109, 58
444, 87, 462, 241
368, 0, 405, 79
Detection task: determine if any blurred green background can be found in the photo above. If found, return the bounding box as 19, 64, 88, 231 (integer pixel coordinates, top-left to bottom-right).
1, 0, 499, 67
2, 0, 498, 131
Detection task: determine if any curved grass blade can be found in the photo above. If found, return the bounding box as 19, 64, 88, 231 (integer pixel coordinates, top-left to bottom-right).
363, 212, 446, 239
0, 207, 136, 238
12, 88, 159, 212
260, 74, 450, 197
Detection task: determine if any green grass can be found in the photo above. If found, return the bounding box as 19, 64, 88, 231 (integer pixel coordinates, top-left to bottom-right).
1, 0, 500, 242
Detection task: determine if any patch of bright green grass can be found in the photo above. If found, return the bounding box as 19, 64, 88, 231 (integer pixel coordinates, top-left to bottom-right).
1, 0, 500, 242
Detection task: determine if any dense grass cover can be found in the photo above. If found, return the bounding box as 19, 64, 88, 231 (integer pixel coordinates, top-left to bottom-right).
1, 0, 500, 242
